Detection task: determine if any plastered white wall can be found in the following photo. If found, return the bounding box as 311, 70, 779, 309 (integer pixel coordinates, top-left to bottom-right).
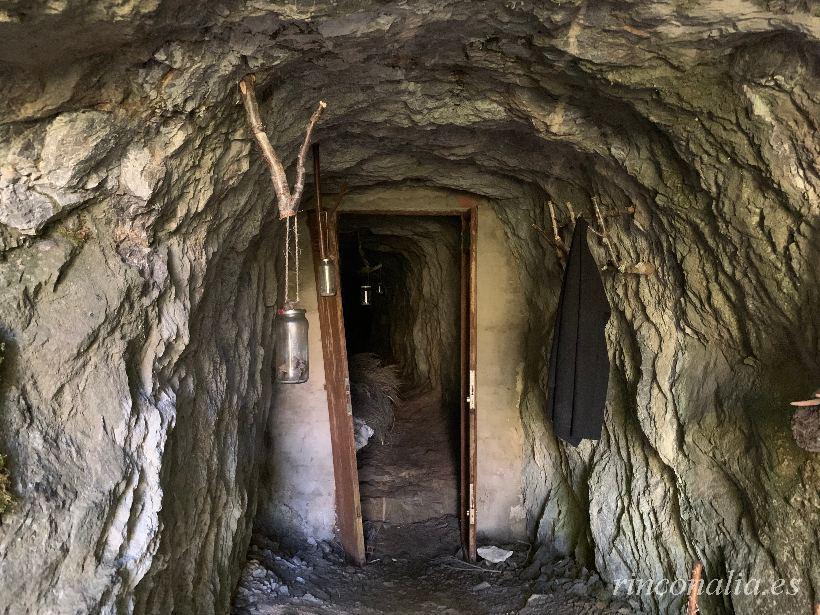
258, 217, 337, 541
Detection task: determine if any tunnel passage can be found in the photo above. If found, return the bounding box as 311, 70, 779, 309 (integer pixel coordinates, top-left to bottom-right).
0, 2, 817, 615
337, 214, 463, 533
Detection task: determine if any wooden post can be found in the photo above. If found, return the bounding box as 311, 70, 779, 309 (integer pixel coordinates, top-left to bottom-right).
307, 211, 366, 565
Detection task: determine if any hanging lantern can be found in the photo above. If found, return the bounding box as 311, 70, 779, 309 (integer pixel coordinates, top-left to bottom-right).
375, 267, 385, 295
318, 257, 337, 296
274, 308, 309, 384
360, 284, 373, 306
312, 144, 337, 297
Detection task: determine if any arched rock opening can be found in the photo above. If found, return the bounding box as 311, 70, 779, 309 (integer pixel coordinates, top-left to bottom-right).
0, 3, 817, 615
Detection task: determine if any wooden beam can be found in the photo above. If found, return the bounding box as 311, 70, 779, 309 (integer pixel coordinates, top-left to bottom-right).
307, 212, 366, 565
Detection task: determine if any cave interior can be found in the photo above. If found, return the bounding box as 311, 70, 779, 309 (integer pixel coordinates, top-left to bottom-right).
0, 2, 817, 615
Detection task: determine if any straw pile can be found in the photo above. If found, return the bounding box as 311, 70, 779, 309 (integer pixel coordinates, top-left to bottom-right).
348, 353, 401, 446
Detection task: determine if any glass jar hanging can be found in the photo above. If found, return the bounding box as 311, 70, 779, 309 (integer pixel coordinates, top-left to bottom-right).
274, 307, 309, 384
318, 257, 337, 296
375, 267, 385, 295
360, 273, 373, 306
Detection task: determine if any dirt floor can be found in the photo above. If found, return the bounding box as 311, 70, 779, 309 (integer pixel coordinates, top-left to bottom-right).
232, 516, 640, 614
357, 388, 459, 524
233, 388, 641, 614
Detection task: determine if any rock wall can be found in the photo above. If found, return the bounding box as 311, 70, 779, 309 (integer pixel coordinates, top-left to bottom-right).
0, 1, 817, 614
0, 51, 289, 615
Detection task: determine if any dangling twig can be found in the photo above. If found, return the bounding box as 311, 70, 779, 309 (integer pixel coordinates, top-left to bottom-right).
687, 561, 703, 615
239, 74, 327, 219
566, 201, 577, 224
534, 200, 584, 266
592, 196, 621, 268
790, 391, 820, 407
537, 200, 569, 265
590, 197, 656, 276
548, 200, 563, 246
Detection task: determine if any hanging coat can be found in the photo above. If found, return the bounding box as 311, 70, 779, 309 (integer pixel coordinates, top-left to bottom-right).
546, 218, 611, 446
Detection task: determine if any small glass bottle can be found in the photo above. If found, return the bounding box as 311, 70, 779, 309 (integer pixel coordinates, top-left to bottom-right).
274, 308, 309, 384
360, 284, 373, 306
318, 258, 337, 296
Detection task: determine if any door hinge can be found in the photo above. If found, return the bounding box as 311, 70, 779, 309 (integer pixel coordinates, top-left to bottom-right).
468, 482, 476, 525
344, 377, 353, 416
466, 369, 476, 410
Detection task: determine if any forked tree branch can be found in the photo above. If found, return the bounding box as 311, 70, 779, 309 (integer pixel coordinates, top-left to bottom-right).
239, 74, 326, 218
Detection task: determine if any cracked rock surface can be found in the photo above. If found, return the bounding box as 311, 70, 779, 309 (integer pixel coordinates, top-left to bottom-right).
0, 1, 817, 614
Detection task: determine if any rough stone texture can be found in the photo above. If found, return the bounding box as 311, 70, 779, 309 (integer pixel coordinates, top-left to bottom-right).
0, 45, 285, 615
0, 2, 817, 614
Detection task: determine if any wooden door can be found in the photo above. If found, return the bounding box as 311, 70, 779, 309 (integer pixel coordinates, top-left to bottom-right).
307, 211, 366, 565
459, 208, 478, 561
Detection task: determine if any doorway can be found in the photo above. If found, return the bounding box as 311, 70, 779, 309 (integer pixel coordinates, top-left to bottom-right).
308, 207, 477, 563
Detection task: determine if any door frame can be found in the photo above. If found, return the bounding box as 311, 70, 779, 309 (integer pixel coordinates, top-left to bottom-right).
307, 210, 366, 565
309, 205, 478, 563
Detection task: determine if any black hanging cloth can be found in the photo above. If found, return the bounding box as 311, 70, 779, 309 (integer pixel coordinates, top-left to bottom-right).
546, 218, 611, 446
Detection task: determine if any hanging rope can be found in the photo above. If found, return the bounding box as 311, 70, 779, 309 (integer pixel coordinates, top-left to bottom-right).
282, 215, 301, 309
283, 216, 293, 308
293, 214, 300, 304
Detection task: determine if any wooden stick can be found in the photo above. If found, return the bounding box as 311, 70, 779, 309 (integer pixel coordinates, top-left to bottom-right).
592, 196, 621, 268
687, 561, 703, 615
531, 223, 553, 243
541, 200, 570, 265
533, 221, 567, 266
601, 205, 635, 218
548, 200, 562, 246
566, 201, 577, 223
790, 392, 820, 407
238, 74, 326, 219
591, 200, 614, 260
813, 602, 820, 615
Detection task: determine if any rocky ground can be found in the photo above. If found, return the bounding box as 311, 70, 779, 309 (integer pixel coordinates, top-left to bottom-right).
232, 516, 639, 615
